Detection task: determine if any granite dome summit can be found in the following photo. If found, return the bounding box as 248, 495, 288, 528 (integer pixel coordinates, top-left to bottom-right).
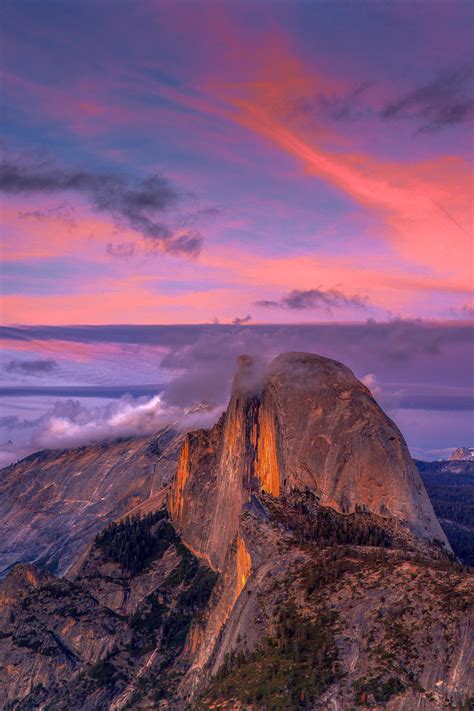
170, 351, 449, 570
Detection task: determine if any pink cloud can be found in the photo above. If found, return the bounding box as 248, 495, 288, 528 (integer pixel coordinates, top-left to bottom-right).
199, 35, 473, 281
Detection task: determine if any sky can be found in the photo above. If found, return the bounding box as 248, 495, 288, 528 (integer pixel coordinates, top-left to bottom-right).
0, 0, 473, 463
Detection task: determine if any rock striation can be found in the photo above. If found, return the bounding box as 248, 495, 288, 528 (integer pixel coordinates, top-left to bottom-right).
0, 425, 184, 576
0, 512, 218, 710
170, 352, 449, 569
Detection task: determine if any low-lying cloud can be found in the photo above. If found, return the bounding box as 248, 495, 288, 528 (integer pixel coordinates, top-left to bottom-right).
232, 314, 252, 325
0, 159, 202, 257
0, 394, 222, 465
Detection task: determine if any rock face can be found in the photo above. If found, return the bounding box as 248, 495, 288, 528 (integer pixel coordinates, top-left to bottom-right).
197, 496, 473, 711
170, 352, 449, 569
2, 352, 471, 710
0, 425, 184, 576
0, 511, 217, 710
449, 446, 474, 461
2, 497, 471, 711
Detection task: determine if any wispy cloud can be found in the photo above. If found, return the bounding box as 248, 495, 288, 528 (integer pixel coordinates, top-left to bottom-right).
380, 63, 474, 133
255, 288, 368, 311
18, 202, 77, 227
287, 81, 374, 123
105, 242, 136, 258
0, 159, 202, 257
232, 314, 252, 325
450, 303, 474, 318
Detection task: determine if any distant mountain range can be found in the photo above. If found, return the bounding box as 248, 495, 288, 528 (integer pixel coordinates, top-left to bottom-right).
449, 446, 474, 461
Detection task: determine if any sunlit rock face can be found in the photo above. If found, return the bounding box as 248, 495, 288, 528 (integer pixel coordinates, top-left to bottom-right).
169, 352, 449, 569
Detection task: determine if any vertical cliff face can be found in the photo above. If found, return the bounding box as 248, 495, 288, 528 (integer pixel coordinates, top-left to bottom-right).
169, 352, 450, 570
235, 536, 252, 593
253, 398, 281, 496
168, 438, 191, 521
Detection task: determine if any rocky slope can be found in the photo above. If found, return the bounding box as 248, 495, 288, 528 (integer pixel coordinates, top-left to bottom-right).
1, 497, 471, 710
194, 492, 472, 711
0, 510, 218, 710
417, 458, 474, 476
0, 425, 184, 576
1, 352, 472, 710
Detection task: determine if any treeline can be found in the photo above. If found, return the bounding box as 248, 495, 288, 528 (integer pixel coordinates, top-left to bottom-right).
272, 494, 392, 549
126, 553, 218, 706
421, 471, 474, 566
94, 509, 175, 575
304, 553, 360, 595
439, 522, 474, 567
205, 602, 340, 709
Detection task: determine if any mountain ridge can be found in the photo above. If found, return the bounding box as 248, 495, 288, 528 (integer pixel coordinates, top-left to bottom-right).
169, 352, 449, 572
0, 426, 184, 576
0, 351, 472, 709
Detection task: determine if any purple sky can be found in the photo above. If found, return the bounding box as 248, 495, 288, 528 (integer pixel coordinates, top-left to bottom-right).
0, 1, 473, 462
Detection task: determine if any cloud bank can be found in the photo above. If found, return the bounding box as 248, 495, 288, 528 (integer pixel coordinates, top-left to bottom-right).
1, 322, 472, 463
0, 394, 222, 465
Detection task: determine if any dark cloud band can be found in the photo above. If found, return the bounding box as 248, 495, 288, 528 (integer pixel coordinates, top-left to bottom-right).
0, 160, 202, 257
255, 288, 368, 311
5, 359, 58, 375
0, 384, 163, 398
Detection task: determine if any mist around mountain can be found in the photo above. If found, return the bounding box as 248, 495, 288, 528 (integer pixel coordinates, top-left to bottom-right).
0, 353, 472, 710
